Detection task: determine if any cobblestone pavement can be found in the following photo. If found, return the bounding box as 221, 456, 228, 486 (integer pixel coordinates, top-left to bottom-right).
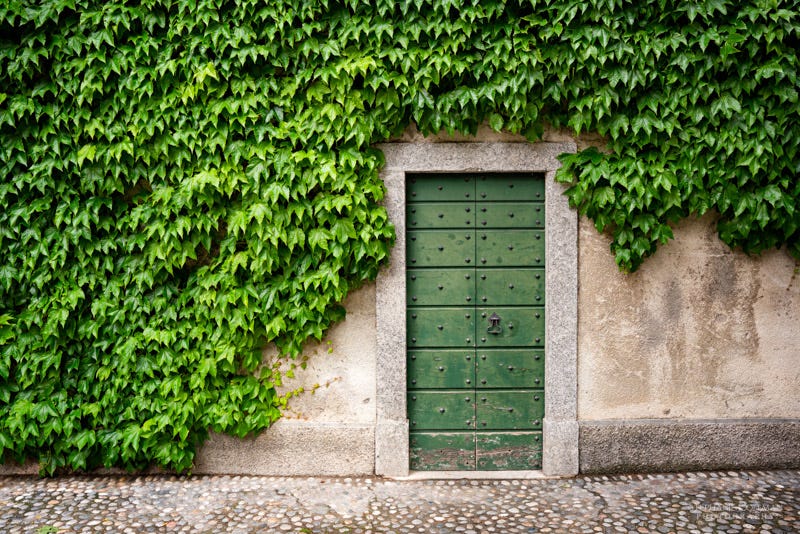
0, 470, 798, 533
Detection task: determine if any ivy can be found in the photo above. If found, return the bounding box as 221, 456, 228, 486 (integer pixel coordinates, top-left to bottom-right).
1, 0, 798, 474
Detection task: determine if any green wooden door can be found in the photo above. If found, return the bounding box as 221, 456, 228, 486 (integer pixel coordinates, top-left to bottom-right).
407, 173, 545, 471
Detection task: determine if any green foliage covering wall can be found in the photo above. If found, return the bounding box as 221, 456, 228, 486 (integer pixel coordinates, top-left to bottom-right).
1, 0, 797, 473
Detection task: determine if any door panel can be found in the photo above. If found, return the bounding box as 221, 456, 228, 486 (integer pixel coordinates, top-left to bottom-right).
476, 174, 545, 201
411, 433, 476, 470
475, 202, 544, 229
407, 202, 475, 229
407, 308, 475, 347
477, 432, 543, 470
475, 230, 544, 267
476, 391, 544, 430
408, 391, 476, 430
476, 268, 544, 306
407, 269, 474, 306
408, 175, 475, 202
476, 349, 544, 389
476, 307, 544, 347
407, 350, 475, 389
407, 230, 474, 267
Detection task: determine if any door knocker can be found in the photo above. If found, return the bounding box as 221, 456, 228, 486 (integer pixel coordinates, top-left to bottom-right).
487, 312, 503, 335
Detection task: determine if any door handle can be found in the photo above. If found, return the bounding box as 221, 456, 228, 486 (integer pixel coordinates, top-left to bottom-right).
487, 312, 502, 335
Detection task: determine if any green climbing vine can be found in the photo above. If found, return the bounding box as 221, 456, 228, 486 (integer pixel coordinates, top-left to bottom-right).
1, 0, 797, 474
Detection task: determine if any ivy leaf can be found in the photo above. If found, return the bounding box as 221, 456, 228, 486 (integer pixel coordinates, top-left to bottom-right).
76, 144, 96, 167
332, 219, 356, 243
308, 228, 332, 251
762, 185, 782, 206
594, 187, 616, 207
710, 95, 741, 116
488, 113, 504, 131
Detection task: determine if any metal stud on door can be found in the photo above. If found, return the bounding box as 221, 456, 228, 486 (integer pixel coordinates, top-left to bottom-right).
407, 173, 545, 471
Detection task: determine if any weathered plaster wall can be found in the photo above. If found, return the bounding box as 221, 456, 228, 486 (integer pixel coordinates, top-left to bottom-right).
578, 213, 800, 421
275, 284, 377, 425
193, 284, 378, 475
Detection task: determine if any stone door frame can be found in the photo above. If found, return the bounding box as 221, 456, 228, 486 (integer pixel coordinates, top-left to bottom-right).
374, 141, 579, 477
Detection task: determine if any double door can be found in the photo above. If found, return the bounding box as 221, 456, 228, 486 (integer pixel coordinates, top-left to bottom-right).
406, 173, 546, 470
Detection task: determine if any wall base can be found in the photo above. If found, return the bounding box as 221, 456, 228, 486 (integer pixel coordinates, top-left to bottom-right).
194, 421, 374, 476
579, 418, 800, 474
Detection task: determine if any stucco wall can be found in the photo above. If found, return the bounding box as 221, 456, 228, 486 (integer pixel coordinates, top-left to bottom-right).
274, 284, 378, 425
578, 213, 800, 421
193, 284, 379, 475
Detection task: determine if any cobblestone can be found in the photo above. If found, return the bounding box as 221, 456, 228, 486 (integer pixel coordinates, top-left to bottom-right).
0, 470, 797, 533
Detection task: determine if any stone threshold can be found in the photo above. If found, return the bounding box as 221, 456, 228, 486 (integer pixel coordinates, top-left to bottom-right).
391, 470, 567, 480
